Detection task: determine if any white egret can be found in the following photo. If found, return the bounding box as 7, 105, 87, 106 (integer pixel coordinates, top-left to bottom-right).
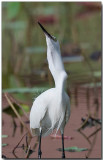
30, 22, 70, 158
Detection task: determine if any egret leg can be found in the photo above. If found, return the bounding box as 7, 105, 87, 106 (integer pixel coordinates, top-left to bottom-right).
62, 134, 65, 158
38, 129, 42, 159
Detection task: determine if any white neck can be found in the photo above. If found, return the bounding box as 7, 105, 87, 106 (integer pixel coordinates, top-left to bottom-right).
55, 71, 68, 98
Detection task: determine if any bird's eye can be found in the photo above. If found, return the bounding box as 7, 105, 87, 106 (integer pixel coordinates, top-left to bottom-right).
54, 38, 57, 42
52, 36, 57, 42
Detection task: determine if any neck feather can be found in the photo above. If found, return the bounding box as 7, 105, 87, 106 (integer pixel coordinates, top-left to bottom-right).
55, 71, 67, 94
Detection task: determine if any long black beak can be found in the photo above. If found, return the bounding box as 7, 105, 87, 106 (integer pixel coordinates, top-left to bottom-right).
38, 22, 57, 42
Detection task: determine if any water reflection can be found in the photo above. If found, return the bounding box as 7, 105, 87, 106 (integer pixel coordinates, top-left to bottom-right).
2, 84, 101, 158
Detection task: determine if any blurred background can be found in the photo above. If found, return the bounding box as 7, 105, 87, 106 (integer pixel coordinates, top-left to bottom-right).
2, 2, 101, 159
2, 2, 101, 91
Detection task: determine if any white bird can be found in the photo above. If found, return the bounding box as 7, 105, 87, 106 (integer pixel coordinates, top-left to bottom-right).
30, 22, 70, 158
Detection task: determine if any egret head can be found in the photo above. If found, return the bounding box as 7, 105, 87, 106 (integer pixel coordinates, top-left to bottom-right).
38, 22, 57, 42
38, 22, 60, 50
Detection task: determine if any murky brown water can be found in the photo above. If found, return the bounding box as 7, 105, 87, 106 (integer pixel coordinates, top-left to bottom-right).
2, 87, 101, 159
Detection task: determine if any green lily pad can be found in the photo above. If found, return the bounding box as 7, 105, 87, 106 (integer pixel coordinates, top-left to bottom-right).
2, 144, 8, 147
19, 104, 30, 114
57, 146, 88, 152
2, 135, 8, 138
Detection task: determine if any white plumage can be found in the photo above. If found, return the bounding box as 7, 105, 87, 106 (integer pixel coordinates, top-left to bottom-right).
30, 23, 70, 138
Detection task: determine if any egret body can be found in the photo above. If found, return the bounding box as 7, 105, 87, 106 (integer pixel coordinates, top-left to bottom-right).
30, 22, 70, 158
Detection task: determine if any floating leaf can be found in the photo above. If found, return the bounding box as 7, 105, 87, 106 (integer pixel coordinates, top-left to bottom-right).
2, 144, 8, 147
2, 135, 8, 138
57, 146, 88, 152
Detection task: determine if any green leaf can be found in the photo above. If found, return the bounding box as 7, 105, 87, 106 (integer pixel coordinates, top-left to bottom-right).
2, 135, 8, 138
7, 2, 20, 19
3, 102, 29, 116
20, 104, 30, 113
3, 87, 49, 94
57, 146, 88, 152
2, 144, 8, 147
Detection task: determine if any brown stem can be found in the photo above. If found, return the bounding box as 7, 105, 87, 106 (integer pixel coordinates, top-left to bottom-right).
78, 130, 91, 145
86, 126, 98, 158
8, 93, 29, 120
88, 127, 101, 139
4, 93, 31, 136
12, 132, 28, 158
